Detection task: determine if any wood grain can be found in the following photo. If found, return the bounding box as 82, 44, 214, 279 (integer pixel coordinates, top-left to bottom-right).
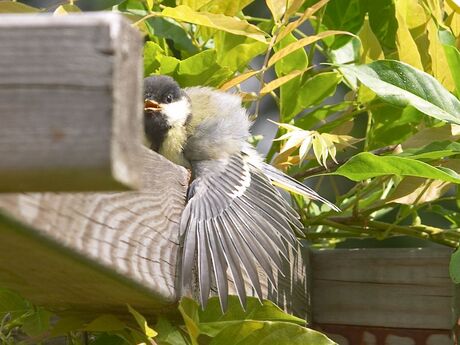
0, 13, 143, 191
311, 247, 454, 330
0, 146, 190, 315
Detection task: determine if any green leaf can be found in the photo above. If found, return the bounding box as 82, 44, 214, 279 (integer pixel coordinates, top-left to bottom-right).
341, 60, 460, 125
178, 298, 200, 345
21, 307, 52, 337
398, 141, 460, 160
84, 314, 126, 332
295, 102, 352, 130
155, 317, 191, 345
439, 28, 460, 97
200, 0, 254, 16
113, 0, 149, 16
333, 152, 460, 183
161, 5, 267, 42
0, 288, 29, 320
287, 71, 342, 121
171, 49, 233, 87
197, 297, 305, 337
127, 304, 157, 338
368, 104, 421, 150
450, 249, 460, 283
51, 315, 86, 336
274, 34, 308, 121
365, 0, 397, 52
144, 41, 165, 76
209, 321, 337, 345
147, 17, 198, 54
322, 0, 365, 49
215, 32, 267, 71
0, 0, 39, 13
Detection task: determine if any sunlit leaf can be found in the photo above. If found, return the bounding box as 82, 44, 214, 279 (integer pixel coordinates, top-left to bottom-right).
276, 0, 329, 43
334, 152, 460, 183
394, 0, 423, 69
439, 28, 460, 97
215, 32, 267, 71
53, 4, 81, 15
359, 18, 384, 63
341, 60, 460, 125
427, 21, 454, 91
200, 0, 254, 16
178, 298, 200, 345
399, 141, 460, 160
220, 70, 259, 91
160, 5, 267, 42
260, 68, 312, 95
266, 0, 286, 22
386, 177, 450, 205
209, 321, 337, 345
144, 41, 165, 76
401, 124, 460, 149
268, 30, 353, 68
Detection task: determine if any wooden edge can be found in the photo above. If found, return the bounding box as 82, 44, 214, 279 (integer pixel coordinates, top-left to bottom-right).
310, 247, 455, 330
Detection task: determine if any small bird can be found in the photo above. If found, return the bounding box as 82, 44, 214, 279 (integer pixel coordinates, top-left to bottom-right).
144, 75, 338, 312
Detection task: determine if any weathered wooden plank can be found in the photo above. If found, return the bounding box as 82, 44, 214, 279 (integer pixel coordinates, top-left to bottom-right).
311, 247, 454, 330
0, 146, 189, 315
0, 143, 308, 315
0, 13, 143, 191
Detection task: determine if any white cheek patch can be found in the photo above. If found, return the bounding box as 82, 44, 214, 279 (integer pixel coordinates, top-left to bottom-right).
162, 98, 190, 126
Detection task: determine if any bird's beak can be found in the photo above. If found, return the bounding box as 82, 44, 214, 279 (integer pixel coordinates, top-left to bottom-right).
144, 99, 161, 111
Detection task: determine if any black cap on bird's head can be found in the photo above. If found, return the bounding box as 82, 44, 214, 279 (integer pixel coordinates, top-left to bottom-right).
143, 75, 190, 152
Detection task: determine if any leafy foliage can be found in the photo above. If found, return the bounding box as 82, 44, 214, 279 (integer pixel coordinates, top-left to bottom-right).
3, 0, 460, 342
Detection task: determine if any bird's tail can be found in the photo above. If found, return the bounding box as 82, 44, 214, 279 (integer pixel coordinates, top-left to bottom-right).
260, 162, 341, 212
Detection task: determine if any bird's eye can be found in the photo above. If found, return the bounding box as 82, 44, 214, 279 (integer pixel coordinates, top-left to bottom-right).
165, 94, 173, 104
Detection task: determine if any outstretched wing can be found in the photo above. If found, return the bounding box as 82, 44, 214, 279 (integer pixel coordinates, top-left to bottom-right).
179, 153, 302, 312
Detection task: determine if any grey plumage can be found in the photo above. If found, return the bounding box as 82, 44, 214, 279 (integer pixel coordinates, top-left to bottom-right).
143, 76, 338, 312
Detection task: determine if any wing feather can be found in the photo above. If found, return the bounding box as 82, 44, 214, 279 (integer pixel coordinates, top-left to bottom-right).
180, 153, 310, 311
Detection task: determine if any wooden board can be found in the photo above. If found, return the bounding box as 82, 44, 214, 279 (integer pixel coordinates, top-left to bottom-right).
0, 13, 143, 191
311, 247, 454, 330
0, 146, 189, 316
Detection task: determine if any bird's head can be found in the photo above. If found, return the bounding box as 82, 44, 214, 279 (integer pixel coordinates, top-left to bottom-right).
143, 75, 191, 152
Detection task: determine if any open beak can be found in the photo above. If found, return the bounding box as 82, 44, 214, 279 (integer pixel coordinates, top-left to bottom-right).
144, 99, 161, 111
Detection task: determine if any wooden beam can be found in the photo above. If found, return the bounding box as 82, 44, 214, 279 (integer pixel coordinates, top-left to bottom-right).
311, 247, 454, 330
0, 146, 189, 316
0, 13, 143, 191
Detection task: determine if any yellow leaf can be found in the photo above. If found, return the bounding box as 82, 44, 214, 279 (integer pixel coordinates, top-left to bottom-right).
161, 5, 267, 42
426, 21, 455, 91
269, 120, 303, 132
359, 18, 384, 63
312, 135, 324, 166
276, 0, 329, 43
266, 0, 286, 22
285, 0, 305, 18
145, 0, 153, 10
394, 0, 423, 69
220, 70, 259, 91
53, 4, 81, 15
260, 67, 312, 95
446, 10, 460, 38
268, 30, 353, 68
447, 0, 460, 13
386, 177, 450, 205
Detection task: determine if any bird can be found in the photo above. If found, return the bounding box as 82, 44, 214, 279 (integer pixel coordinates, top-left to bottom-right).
143, 75, 339, 312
